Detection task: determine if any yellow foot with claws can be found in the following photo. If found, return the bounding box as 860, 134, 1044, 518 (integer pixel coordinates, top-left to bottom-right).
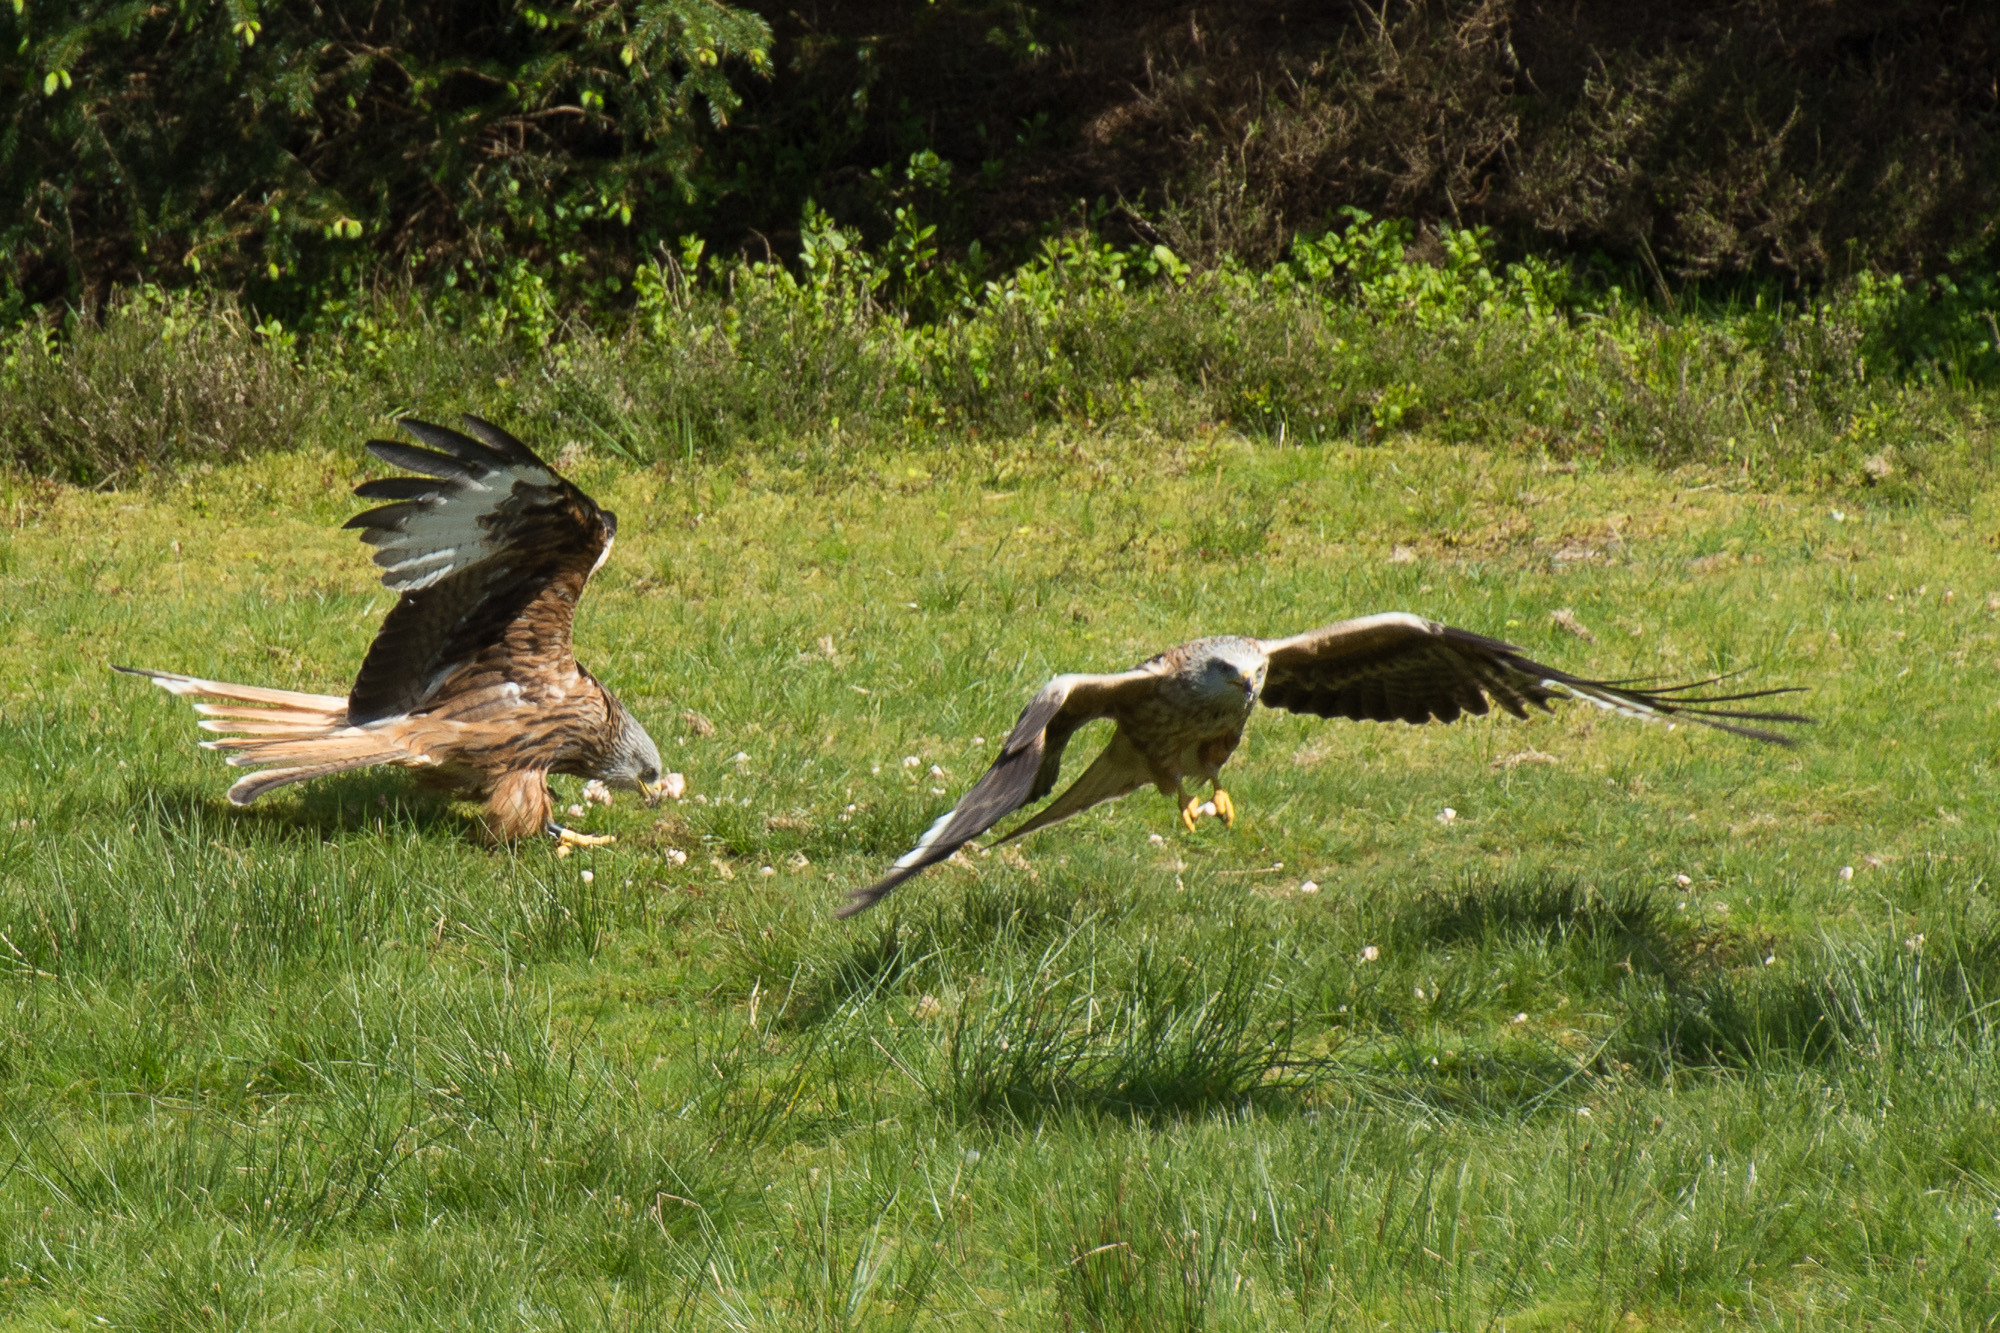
1212, 789, 1236, 828
551, 823, 617, 850
1180, 794, 1203, 833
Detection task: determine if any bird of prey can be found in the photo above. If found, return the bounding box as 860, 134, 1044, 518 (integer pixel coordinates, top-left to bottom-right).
118, 415, 667, 845
840, 614, 1808, 916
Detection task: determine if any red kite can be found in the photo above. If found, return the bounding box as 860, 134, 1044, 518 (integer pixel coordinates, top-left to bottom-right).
841, 614, 1808, 915
120, 416, 664, 845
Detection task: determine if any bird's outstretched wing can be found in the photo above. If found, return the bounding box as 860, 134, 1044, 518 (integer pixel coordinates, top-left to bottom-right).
342, 416, 616, 725
839, 668, 1160, 918
1257, 612, 1810, 743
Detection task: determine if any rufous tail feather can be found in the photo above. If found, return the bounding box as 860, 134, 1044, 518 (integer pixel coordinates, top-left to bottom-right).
115, 665, 414, 804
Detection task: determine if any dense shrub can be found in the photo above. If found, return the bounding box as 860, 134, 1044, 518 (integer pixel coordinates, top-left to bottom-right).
4, 210, 1993, 488
7, 0, 1999, 322
719, 0, 2000, 282
1, 0, 770, 316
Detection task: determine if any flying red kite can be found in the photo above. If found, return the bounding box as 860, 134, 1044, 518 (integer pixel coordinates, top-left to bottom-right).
841, 614, 1809, 916
120, 415, 665, 845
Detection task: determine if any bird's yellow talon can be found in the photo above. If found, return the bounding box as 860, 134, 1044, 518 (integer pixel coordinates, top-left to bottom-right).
555, 825, 616, 848
1180, 795, 1202, 833
1213, 789, 1235, 828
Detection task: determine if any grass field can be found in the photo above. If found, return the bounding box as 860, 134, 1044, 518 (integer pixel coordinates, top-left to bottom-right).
3, 424, 2000, 1329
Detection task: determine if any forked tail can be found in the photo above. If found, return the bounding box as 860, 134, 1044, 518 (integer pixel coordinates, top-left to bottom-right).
115, 666, 413, 803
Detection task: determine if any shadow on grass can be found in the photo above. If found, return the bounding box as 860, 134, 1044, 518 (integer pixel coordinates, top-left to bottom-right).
730, 876, 1092, 1031
126, 775, 477, 845
1388, 873, 1696, 980
1628, 923, 2000, 1070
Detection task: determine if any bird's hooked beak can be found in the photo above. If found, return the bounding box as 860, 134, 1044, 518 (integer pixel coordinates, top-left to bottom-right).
639, 778, 665, 807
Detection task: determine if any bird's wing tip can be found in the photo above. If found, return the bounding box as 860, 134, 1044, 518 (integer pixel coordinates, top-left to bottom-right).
834, 888, 889, 920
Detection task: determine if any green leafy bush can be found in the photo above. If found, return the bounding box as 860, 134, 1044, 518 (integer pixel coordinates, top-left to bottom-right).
2, 207, 1994, 488
1, 0, 770, 317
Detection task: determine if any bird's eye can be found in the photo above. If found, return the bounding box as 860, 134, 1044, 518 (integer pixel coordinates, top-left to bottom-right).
641, 768, 658, 783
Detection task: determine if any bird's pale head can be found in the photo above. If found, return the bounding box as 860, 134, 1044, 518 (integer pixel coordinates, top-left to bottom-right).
600, 711, 669, 805
1190, 637, 1269, 706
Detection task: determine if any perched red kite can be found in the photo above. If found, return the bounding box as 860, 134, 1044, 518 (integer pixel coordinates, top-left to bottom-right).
840, 615, 1809, 915
119, 416, 665, 844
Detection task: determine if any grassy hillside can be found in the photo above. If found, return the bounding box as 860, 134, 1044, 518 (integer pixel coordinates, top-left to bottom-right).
2, 428, 1998, 1327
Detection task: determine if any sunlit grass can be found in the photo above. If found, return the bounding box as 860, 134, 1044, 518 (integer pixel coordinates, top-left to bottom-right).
2, 426, 1999, 1328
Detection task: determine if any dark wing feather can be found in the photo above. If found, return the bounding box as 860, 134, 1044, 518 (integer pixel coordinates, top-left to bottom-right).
1257, 612, 1810, 744
342, 415, 617, 724
837, 668, 1158, 918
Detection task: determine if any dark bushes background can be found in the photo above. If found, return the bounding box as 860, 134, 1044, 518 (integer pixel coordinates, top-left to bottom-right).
721, 0, 2000, 280
5, 0, 1998, 318
1, 0, 772, 315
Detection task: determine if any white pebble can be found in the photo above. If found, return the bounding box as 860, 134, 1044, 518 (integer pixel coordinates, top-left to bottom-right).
1360, 945, 1379, 963
902, 755, 921, 768
1831, 509, 1846, 522
1198, 801, 1217, 818
1513, 1013, 1528, 1024
582, 779, 612, 806
731, 751, 750, 765
1148, 833, 1165, 845
664, 848, 688, 866
759, 865, 775, 877
1436, 807, 1457, 824
1576, 1107, 1593, 1118
1675, 874, 1692, 887
1299, 880, 1319, 895
1838, 865, 1854, 881
567, 804, 586, 818
971, 736, 986, 747
580, 870, 594, 883
871, 764, 881, 775
928, 764, 946, 777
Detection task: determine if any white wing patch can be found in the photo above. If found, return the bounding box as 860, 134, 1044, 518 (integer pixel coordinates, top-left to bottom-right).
357, 468, 553, 593
1544, 678, 1664, 722
892, 805, 961, 870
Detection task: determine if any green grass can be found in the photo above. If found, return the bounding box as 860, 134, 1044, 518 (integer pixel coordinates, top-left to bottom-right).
4, 427, 2000, 1329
